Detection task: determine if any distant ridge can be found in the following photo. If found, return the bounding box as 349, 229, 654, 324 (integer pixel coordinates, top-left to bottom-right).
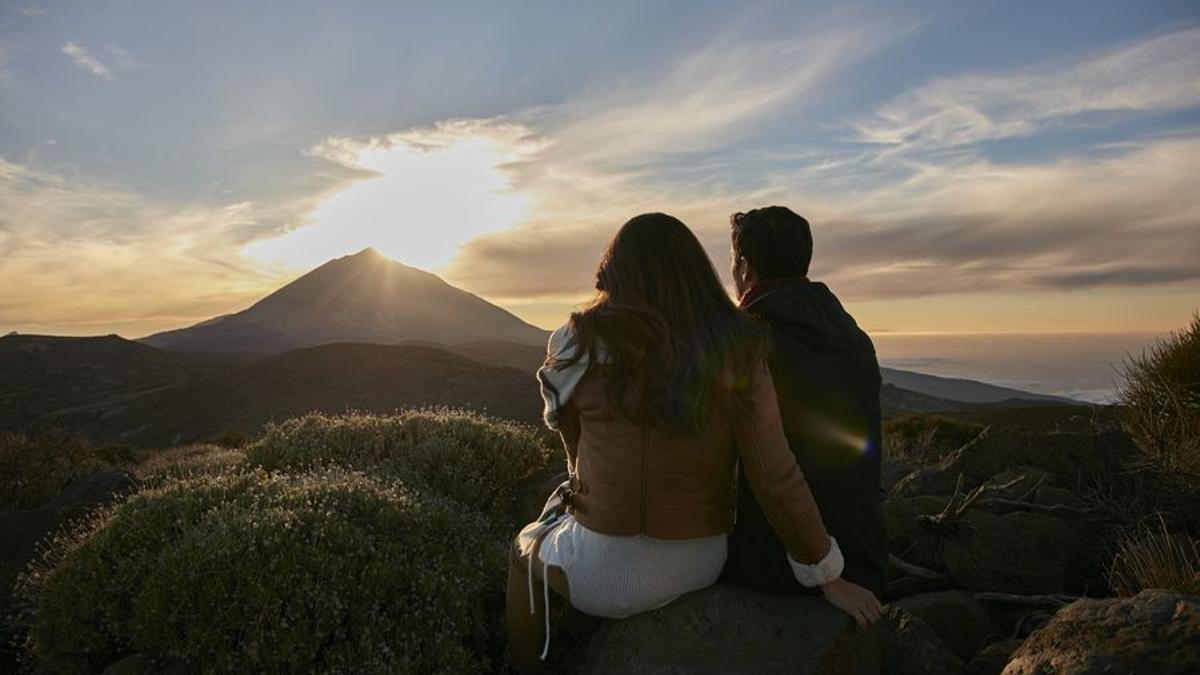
140, 248, 549, 353
879, 367, 1076, 405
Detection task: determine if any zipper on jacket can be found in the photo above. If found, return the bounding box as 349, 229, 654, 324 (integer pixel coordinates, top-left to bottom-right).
640, 426, 650, 532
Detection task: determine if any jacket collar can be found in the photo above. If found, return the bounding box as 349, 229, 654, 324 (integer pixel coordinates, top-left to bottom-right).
738, 276, 809, 309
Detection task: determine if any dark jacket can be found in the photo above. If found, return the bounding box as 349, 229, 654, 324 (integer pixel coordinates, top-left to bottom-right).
723, 279, 888, 595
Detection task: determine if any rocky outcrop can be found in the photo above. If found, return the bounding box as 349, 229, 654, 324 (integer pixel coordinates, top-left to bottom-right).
0, 471, 138, 618
892, 466, 957, 498
941, 509, 1071, 594
1001, 590, 1200, 674
963, 638, 1023, 675
576, 585, 879, 675
895, 590, 1000, 661
879, 606, 961, 675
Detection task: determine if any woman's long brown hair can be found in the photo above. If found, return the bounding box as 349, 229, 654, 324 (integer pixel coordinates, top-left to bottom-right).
550, 212, 767, 436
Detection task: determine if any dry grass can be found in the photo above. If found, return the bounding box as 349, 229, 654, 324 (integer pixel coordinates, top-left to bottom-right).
1118, 312, 1200, 477
1108, 514, 1200, 597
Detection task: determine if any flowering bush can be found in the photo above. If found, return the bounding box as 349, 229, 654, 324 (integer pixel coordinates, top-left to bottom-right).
20, 468, 500, 674
245, 409, 554, 529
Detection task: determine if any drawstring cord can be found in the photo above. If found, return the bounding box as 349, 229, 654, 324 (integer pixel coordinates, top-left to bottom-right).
526, 512, 566, 662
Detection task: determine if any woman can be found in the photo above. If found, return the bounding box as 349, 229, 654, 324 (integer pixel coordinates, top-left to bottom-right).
506, 213, 881, 671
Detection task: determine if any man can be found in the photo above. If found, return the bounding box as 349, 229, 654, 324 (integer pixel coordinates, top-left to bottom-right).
723, 206, 888, 597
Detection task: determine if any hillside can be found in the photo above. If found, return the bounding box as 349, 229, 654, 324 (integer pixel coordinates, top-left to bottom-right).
140, 248, 549, 353
879, 366, 1074, 404
0, 334, 234, 431
54, 343, 542, 446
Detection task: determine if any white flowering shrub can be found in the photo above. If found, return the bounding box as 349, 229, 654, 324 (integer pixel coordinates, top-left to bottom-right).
20, 468, 499, 673
246, 409, 554, 529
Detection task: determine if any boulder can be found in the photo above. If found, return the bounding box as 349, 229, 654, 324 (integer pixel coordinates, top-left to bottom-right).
576, 584, 880, 674
891, 467, 958, 498
0, 471, 138, 620
882, 494, 950, 572
976, 468, 1052, 502
942, 427, 1136, 488
879, 606, 961, 675
1002, 590, 1200, 675
963, 639, 1023, 675
895, 590, 1000, 661
1034, 485, 1086, 511
941, 509, 1070, 594
883, 495, 951, 544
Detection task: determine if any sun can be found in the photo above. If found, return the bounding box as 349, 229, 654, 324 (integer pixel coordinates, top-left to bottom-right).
244, 123, 534, 272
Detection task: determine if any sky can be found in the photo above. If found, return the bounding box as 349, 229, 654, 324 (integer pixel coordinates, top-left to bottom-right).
1, 0, 1198, 338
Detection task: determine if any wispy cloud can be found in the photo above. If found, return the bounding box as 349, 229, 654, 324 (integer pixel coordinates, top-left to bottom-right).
439, 23, 894, 299
433, 28, 1200, 315
855, 27, 1200, 149
61, 41, 137, 81
0, 157, 360, 335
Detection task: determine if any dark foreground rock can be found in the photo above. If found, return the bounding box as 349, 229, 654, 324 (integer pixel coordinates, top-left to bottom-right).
0, 471, 138, 612
941, 509, 1070, 594
1001, 590, 1200, 675
576, 584, 879, 674
879, 606, 961, 675
963, 638, 1023, 675
895, 590, 999, 661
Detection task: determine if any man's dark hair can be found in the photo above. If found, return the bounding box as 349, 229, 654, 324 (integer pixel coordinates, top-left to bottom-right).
730, 206, 813, 279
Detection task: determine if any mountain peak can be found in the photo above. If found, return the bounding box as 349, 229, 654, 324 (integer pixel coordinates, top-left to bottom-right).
140, 247, 550, 352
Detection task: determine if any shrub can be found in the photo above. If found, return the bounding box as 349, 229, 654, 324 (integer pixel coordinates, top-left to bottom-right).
0, 428, 114, 510
1118, 313, 1200, 476
245, 409, 554, 529
135, 444, 245, 484
1108, 514, 1200, 597
19, 468, 499, 674
883, 415, 984, 467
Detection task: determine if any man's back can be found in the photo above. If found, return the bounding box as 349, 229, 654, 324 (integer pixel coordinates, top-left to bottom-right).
724, 279, 888, 595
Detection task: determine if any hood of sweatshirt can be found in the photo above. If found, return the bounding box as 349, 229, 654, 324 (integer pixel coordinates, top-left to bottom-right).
742, 280, 872, 353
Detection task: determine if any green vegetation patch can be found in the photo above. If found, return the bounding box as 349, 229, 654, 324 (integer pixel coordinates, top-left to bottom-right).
245, 409, 554, 528
20, 467, 498, 674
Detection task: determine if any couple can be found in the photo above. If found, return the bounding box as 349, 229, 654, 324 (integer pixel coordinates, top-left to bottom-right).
507, 207, 887, 670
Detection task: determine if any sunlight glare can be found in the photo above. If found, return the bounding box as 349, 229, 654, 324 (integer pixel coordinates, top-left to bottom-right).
244, 125, 533, 271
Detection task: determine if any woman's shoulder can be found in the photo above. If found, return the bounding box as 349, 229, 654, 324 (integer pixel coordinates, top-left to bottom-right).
546, 320, 577, 361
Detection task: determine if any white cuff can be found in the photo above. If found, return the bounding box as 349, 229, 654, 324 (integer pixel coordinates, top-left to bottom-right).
787, 536, 844, 587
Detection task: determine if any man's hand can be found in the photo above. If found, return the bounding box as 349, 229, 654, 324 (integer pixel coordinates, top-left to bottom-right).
818, 577, 883, 628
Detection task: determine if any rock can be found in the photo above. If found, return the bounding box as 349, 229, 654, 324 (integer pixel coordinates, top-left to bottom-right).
976, 468, 1052, 502
941, 510, 1070, 594
0, 471, 138, 621
895, 591, 1000, 661
942, 427, 1136, 488
891, 467, 958, 498
879, 606, 962, 675
883, 495, 950, 544
963, 639, 1023, 675
1034, 485, 1086, 511
577, 584, 880, 674
1002, 590, 1200, 675
882, 494, 950, 572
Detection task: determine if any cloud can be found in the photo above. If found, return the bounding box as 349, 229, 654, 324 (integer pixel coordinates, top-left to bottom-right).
855, 27, 1200, 149
61, 41, 137, 81
439, 23, 893, 300
0, 157, 360, 335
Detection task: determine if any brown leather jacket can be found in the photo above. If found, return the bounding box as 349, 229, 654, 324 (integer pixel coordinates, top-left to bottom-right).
555, 360, 832, 565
